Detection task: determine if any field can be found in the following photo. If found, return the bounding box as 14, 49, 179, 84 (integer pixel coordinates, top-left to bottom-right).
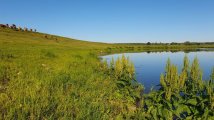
0, 27, 214, 119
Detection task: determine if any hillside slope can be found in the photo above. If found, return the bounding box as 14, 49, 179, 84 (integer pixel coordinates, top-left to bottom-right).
0, 27, 110, 50
1, 27, 214, 119
0, 28, 138, 119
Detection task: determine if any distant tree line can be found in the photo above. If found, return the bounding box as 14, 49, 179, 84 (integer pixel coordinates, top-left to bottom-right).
0, 23, 37, 32
170, 41, 214, 45
117, 41, 214, 45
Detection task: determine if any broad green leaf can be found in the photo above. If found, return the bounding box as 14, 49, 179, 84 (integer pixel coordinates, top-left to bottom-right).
186, 99, 197, 106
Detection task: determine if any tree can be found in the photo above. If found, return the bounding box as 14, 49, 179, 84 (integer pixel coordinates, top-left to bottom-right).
147, 42, 151, 45
184, 41, 191, 45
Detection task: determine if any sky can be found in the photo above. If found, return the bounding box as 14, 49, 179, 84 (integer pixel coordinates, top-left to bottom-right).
1, 0, 214, 43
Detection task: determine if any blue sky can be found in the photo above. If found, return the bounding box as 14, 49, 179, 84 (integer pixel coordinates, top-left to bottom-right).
1, 0, 214, 43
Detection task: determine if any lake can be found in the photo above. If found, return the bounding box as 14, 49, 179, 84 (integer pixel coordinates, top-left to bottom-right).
102, 50, 214, 93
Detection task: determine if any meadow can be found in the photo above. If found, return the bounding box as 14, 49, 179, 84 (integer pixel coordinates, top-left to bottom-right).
0, 27, 214, 119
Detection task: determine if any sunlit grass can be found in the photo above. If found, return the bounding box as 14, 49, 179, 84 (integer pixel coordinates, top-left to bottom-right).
0, 27, 214, 119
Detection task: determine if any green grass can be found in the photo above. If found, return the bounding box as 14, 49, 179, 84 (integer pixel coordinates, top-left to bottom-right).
0, 27, 214, 119
0, 28, 139, 119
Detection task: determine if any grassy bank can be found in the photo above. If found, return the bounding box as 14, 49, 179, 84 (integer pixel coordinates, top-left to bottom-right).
0, 28, 214, 119
0, 27, 141, 119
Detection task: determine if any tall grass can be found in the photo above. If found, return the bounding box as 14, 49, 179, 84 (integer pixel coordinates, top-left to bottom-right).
0, 27, 214, 119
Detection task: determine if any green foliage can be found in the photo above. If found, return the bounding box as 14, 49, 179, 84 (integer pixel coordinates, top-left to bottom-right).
182, 55, 190, 74
103, 55, 144, 112
0, 28, 128, 119
160, 59, 187, 100
43, 50, 57, 58
113, 55, 135, 87
141, 56, 214, 119
189, 57, 204, 92
0, 27, 214, 119
207, 68, 214, 110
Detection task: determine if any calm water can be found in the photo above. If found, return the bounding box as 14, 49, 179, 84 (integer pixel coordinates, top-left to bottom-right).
102, 51, 214, 93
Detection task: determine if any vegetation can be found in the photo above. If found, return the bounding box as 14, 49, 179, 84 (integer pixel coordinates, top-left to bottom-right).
0, 27, 214, 119
140, 57, 214, 119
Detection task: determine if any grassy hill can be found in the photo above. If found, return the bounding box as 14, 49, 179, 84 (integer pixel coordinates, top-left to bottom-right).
1, 27, 214, 119
0, 27, 111, 49
0, 28, 126, 119
1, 27, 150, 119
